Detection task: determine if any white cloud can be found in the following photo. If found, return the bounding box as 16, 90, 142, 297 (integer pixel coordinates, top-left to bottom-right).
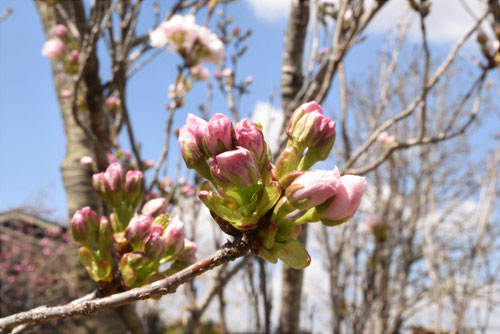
245, 0, 291, 21
368, 0, 486, 43
250, 101, 284, 155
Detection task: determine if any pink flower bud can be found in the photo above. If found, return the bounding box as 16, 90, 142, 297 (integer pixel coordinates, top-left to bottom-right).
178, 238, 197, 264
80, 155, 95, 168
234, 119, 265, 160
178, 177, 187, 186
209, 147, 260, 188
214, 70, 222, 79
287, 101, 336, 153
124, 170, 144, 194
125, 213, 153, 247
122, 150, 131, 161
165, 215, 185, 255
204, 113, 234, 155
60, 89, 72, 98
145, 232, 168, 261
245, 76, 254, 84
71, 206, 98, 242
143, 159, 155, 169
232, 26, 241, 37
150, 224, 164, 235
190, 64, 210, 81
107, 153, 117, 164
179, 126, 205, 168
142, 198, 166, 218
181, 184, 196, 197
286, 168, 341, 210
104, 162, 124, 192
41, 38, 65, 59
377, 131, 396, 145
69, 49, 79, 64
222, 68, 232, 77
55, 24, 68, 38
477, 28, 487, 45
319, 175, 367, 225
92, 172, 106, 194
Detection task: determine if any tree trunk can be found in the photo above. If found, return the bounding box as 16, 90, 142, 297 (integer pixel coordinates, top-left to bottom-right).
278, 1, 310, 333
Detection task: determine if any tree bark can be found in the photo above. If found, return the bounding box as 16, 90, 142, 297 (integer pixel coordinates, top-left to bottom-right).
278, 1, 309, 333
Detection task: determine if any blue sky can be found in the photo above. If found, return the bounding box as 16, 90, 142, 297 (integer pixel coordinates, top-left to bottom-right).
0, 0, 498, 222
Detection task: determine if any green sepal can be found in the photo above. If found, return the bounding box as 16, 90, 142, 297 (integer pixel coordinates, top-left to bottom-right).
276, 239, 311, 269
258, 247, 278, 264
254, 181, 282, 217
258, 220, 278, 250
275, 145, 301, 180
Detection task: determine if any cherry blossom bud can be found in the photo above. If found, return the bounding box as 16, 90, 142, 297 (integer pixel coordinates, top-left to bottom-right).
165, 215, 185, 255
150, 224, 164, 235
286, 168, 341, 210
181, 184, 196, 197
41, 38, 65, 59
232, 26, 241, 37
377, 131, 396, 146
190, 64, 210, 81
92, 172, 106, 195
245, 76, 254, 84
214, 70, 222, 79
99, 216, 113, 250
287, 101, 336, 153
60, 89, 72, 98
145, 232, 168, 261
222, 68, 232, 77
209, 147, 260, 188
178, 239, 197, 264
204, 113, 234, 155
69, 49, 79, 64
477, 28, 487, 46
124, 170, 144, 194
80, 155, 95, 168
103, 162, 123, 193
122, 150, 131, 161
318, 175, 367, 226
71, 206, 98, 242
142, 198, 166, 218
125, 213, 153, 248
234, 119, 265, 161
179, 125, 205, 168
55, 24, 68, 38
491, 39, 500, 54
107, 153, 117, 164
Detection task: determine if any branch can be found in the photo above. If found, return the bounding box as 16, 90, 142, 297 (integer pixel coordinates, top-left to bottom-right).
0, 238, 250, 333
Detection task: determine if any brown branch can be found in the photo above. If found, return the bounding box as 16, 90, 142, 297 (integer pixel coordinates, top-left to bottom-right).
0, 238, 250, 333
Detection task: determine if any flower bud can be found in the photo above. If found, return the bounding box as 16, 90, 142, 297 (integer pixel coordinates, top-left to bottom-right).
179, 126, 205, 168
204, 113, 234, 155
55, 24, 68, 38
318, 175, 367, 226
209, 147, 260, 188
377, 131, 396, 146
477, 28, 487, 46
125, 213, 153, 249
80, 155, 95, 168
145, 232, 168, 261
124, 170, 144, 194
190, 64, 210, 81
71, 206, 98, 242
141, 198, 166, 218
150, 224, 164, 235
286, 168, 341, 210
165, 215, 185, 255
178, 238, 197, 264
41, 38, 65, 59
69, 49, 79, 64
99, 216, 113, 250
288, 104, 336, 154
92, 172, 106, 195
181, 184, 196, 197
104, 162, 124, 193
234, 119, 266, 161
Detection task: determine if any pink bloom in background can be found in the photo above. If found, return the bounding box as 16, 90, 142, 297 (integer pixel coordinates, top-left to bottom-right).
69, 50, 79, 64
143, 159, 155, 169
181, 184, 196, 197
162, 177, 173, 189
221, 68, 232, 77
168, 82, 186, 100
319, 47, 329, 55
214, 70, 222, 79
178, 177, 187, 186
123, 150, 131, 161
80, 155, 95, 168
358, 215, 380, 234
41, 38, 65, 59
343, 8, 353, 21
245, 76, 254, 84
319, 175, 367, 224
179, 238, 197, 264
107, 153, 117, 164
60, 89, 72, 98
286, 168, 341, 210
55, 24, 68, 38
377, 131, 396, 145
149, 14, 224, 64
491, 39, 500, 53
106, 96, 119, 106
232, 26, 241, 37
190, 64, 210, 81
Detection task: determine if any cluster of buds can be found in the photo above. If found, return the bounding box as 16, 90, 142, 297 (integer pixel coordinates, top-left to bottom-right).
149, 14, 224, 65
41, 24, 80, 74
358, 215, 391, 243
476, 28, 500, 67
179, 101, 366, 269
71, 162, 197, 288
71, 207, 114, 282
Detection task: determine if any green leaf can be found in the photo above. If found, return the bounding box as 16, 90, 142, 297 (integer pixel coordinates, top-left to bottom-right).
276, 239, 311, 269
